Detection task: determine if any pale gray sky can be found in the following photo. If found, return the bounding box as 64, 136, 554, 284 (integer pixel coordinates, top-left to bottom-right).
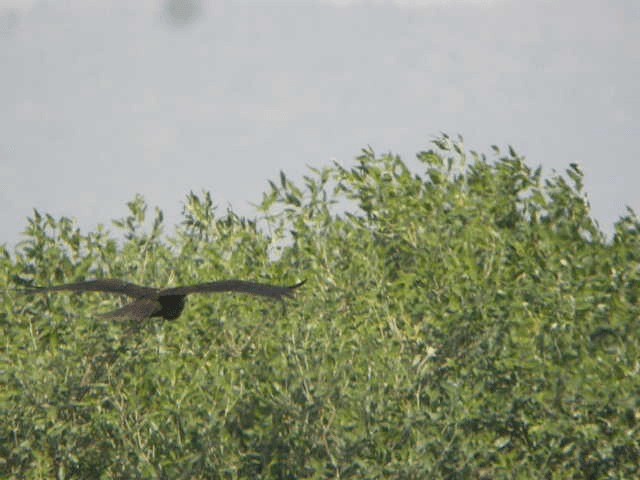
1, 0, 638, 245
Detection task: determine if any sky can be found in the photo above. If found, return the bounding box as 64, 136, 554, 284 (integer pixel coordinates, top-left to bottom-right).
1, 0, 638, 246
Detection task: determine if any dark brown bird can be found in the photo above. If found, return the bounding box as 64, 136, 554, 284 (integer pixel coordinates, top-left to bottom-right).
21, 279, 305, 321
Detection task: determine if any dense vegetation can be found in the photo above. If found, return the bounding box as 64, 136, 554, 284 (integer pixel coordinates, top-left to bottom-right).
1, 136, 639, 479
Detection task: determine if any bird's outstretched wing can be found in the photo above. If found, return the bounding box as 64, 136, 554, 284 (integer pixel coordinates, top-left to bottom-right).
162, 279, 305, 300
19, 279, 156, 298
97, 298, 162, 321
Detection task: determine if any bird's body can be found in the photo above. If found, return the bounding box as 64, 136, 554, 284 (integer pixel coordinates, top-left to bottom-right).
20, 278, 304, 321
154, 294, 187, 320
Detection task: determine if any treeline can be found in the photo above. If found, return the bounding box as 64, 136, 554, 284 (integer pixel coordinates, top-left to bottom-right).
1, 136, 638, 478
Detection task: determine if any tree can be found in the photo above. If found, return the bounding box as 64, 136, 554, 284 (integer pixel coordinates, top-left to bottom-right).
1, 135, 638, 478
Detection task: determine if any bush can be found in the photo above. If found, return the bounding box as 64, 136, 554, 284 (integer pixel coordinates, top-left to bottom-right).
1, 136, 639, 478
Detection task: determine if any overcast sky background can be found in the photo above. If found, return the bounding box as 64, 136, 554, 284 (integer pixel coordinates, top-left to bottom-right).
1, 0, 638, 246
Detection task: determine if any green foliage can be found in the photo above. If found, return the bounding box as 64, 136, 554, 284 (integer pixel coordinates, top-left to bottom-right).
2, 136, 639, 478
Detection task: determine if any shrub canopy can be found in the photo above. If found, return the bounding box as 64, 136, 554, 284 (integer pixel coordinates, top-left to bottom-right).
1, 136, 639, 478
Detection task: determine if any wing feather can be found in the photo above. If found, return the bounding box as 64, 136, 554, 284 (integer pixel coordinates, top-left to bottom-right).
162, 280, 305, 300
97, 298, 162, 321
20, 279, 155, 298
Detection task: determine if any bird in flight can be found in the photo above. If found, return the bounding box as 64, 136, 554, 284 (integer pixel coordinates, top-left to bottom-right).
19, 278, 305, 321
